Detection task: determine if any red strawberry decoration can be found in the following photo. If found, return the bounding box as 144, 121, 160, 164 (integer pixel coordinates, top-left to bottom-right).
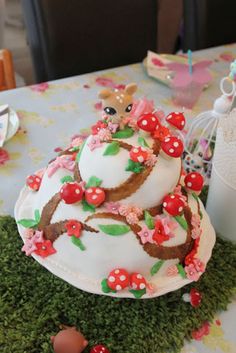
90, 345, 110, 353
85, 187, 105, 207
60, 182, 84, 204
107, 268, 129, 291
129, 146, 148, 163
26, 174, 42, 191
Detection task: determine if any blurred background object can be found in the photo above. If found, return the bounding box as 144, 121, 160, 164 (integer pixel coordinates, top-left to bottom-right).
183, 0, 236, 51
0, 48, 16, 90
21, 0, 158, 82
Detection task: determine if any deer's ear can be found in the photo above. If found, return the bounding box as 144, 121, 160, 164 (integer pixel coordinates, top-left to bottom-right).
125, 83, 137, 95
98, 89, 112, 99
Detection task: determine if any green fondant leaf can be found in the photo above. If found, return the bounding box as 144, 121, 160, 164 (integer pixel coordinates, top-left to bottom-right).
150, 260, 164, 276
103, 141, 120, 156
98, 224, 130, 236
125, 159, 144, 174
68, 146, 80, 152
86, 176, 102, 188
60, 175, 74, 184
17, 219, 38, 229
129, 288, 146, 299
112, 126, 134, 139
71, 236, 86, 251
144, 211, 155, 230
192, 192, 199, 202
138, 136, 150, 148
174, 215, 188, 231
101, 279, 116, 293
82, 199, 96, 213
199, 210, 203, 220
34, 209, 40, 223
76, 140, 86, 162
177, 264, 187, 278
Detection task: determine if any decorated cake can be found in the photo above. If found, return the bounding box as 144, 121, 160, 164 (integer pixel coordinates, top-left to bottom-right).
15, 83, 216, 299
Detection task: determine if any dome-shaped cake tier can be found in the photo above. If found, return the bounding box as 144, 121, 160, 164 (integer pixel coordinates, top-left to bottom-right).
15, 87, 216, 299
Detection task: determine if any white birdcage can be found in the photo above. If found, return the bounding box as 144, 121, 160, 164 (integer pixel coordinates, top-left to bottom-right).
183, 68, 236, 184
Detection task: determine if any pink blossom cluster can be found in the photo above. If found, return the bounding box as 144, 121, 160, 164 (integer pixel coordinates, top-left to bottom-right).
105, 202, 143, 225
22, 230, 44, 256
191, 213, 202, 239
185, 258, 205, 281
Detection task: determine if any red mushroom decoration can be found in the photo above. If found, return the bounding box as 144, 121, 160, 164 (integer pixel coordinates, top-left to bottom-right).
129, 146, 148, 163
137, 113, 160, 133
162, 194, 185, 216
85, 187, 106, 207
184, 172, 204, 195
107, 268, 129, 291
165, 112, 186, 131
161, 136, 184, 159
182, 288, 202, 308
51, 326, 88, 353
90, 345, 110, 353
129, 273, 147, 290
26, 174, 42, 191
60, 182, 84, 204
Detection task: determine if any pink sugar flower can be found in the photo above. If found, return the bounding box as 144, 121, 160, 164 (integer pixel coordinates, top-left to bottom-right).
104, 202, 121, 214
126, 212, 139, 225
70, 137, 84, 148
97, 128, 112, 141
185, 264, 201, 281
107, 122, 119, 133
88, 135, 102, 151
47, 155, 75, 177
137, 225, 155, 244
191, 214, 201, 229
127, 117, 139, 131
144, 153, 157, 167
166, 265, 178, 277
193, 258, 205, 273
31, 230, 44, 243
22, 239, 37, 256
155, 215, 177, 238
191, 227, 202, 239
24, 228, 35, 239
118, 205, 132, 217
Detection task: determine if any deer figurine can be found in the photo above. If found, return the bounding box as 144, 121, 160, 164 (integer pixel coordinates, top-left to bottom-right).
98, 83, 137, 129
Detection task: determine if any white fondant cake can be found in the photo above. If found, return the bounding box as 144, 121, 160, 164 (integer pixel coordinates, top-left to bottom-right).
15, 85, 216, 299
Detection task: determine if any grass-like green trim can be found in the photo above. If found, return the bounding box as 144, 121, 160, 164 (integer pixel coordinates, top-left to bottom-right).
0, 216, 236, 353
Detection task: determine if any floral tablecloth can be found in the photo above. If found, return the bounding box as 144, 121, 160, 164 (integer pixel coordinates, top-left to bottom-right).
0, 44, 236, 352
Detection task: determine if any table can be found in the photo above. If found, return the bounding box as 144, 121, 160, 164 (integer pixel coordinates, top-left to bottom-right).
0, 44, 236, 353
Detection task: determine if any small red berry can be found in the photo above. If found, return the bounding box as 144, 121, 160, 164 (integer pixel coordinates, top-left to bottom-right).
60, 182, 84, 204
107, 268, 129, 291
26, 174, 42, 191
90, 344, 110, 353
85, 187, 105, 207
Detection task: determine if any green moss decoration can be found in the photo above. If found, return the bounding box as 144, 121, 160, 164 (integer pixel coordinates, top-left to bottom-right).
71, 236, 86, 251
150, 260, 164, 276
112, 127, 134, 139
103, 141, 120, 156
125, 159, 144, 174
98, 224, 130, 236
85, 176, 102, 188
0, 216, 236, 353
144, 211, 155, 230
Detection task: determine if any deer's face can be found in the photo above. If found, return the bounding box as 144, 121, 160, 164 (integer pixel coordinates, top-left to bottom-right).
99, 83, 137, 125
